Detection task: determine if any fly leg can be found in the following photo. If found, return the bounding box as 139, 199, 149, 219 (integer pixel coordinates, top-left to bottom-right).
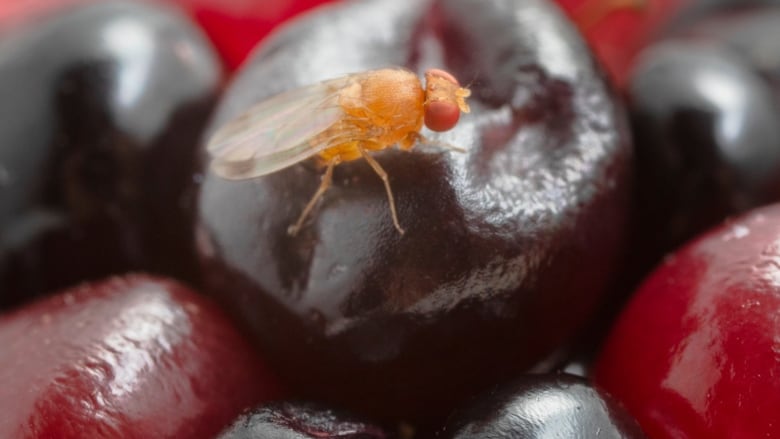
357, 145, 405, 235
288, 156, 341, 236
407, 132, 466, 153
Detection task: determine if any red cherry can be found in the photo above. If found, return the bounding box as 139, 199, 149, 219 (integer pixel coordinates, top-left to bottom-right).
593, 203, 780, 438
0, 275, 283, 439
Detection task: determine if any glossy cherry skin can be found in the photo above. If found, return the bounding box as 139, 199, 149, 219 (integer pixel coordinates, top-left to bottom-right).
593, 203, 780, 438
217, 402, 392, 439
0, 2, 221, 307
627, 14, 780, 272
437, 374, 646, 438
196, 0, 631, 422
0, 274, 283, 438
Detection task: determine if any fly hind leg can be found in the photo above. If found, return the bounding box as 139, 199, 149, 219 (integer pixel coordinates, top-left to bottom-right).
288, 156, 341, 236
357, 145, 405, 235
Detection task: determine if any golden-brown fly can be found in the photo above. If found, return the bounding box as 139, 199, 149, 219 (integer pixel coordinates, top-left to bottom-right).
206, 68, 471, 236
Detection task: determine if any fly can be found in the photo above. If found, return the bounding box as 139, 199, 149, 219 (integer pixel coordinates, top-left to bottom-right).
206, 67, 471, 236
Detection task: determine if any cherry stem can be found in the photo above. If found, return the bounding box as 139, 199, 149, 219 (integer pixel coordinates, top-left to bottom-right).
573, 0, 648, 31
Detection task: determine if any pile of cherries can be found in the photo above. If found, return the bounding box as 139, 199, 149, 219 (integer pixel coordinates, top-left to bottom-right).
2, 0, 780, 437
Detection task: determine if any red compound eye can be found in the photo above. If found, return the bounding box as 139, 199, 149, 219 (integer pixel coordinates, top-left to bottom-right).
425, 100, 461, 132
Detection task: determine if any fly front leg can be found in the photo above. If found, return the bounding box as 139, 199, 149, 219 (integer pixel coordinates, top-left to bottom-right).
288, 156, 341, 236
357, 145, 405, 235
405, 131, 466, 153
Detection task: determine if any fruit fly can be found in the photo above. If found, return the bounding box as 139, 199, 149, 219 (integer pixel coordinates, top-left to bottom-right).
206, 68, 471, 236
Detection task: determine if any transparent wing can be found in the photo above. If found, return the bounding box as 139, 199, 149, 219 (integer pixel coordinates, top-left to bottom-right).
206, 76, 354, 180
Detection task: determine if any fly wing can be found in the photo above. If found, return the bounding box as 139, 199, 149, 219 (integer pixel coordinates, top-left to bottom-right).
206, 76, 353, 180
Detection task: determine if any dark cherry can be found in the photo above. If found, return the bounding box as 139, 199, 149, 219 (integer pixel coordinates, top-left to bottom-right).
195, 0, 631, 422
0, 1, 221, 307
627, 8, 780, 272
437, 374, 646, 438
0, 274, 283, 438
593, 203, 780, 438
218, 402, 392, 439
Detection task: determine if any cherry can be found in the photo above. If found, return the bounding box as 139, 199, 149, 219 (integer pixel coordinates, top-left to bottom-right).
437, 374, 646, 438
0, 1, 221, 306
627, 5, 780, 273
593, 203, 780, 438
217, 402, 392, 439
195, 0, 632, 422
0, 274, 283, 438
